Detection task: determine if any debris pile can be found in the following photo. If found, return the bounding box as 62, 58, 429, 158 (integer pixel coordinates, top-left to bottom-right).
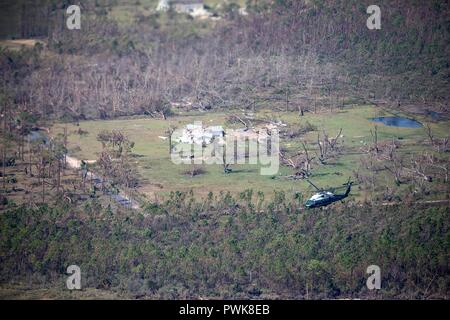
175, 123, 225, 145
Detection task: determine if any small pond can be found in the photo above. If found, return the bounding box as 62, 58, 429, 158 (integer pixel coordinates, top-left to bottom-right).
426, 111, 445, 121
370, 116, 423, 128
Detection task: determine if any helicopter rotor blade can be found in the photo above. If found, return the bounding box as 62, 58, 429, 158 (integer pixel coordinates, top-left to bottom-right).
306, 179, 322, 191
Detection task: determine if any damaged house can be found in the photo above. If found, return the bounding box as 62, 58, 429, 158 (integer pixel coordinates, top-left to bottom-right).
157, 0, 210, 18
176, 124, 225, 145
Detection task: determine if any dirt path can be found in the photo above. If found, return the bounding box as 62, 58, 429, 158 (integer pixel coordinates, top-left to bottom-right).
65, 156, 140, 210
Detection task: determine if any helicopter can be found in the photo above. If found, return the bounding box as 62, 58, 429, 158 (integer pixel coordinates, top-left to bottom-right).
304, 178, 353, 208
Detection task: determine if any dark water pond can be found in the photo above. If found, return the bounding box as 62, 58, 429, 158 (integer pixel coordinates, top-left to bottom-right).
370, 116, 423, 128
426, 111, 445, 121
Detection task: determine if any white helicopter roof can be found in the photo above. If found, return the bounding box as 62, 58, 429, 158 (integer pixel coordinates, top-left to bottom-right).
309, 191, 334, 201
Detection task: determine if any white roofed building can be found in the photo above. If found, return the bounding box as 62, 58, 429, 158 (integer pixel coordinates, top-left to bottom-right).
156, 0, 211, 18
176, 123, 224, 145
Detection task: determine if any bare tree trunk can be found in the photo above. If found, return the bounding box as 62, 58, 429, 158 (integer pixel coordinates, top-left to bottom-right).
63, 126, 68, 172
301, 142, 313, 175
57, 159, 61, 193
29, 143, 32, 176
2, 147, 5, 193
166, 126, 175, 156
298, 104, 304, 116
426, 124, 434, 146
371, 126, 379, 154
2, 114, 6, 193
41, 160, 45, 203
21, 135, 25, 161
285, 90, 289, 112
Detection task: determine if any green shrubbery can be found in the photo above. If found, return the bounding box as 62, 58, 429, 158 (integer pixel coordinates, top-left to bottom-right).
0, 192, 447, 299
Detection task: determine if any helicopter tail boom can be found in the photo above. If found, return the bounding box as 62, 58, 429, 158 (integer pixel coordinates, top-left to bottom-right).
344, 182, 353, 196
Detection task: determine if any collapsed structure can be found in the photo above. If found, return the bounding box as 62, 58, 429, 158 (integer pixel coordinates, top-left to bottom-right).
176, 123, 225, 145
156, 0, 211, 18
174, 121, 284, 146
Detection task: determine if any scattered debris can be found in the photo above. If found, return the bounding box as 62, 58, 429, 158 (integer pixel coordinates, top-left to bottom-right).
157, 0, 212, 19
175, 123, 225, 145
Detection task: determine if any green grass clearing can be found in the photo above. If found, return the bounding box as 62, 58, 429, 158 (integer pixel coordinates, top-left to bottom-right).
51, 105, 449, 202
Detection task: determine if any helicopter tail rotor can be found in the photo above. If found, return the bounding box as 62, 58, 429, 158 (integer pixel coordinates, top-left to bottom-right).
342, 177, 354, 186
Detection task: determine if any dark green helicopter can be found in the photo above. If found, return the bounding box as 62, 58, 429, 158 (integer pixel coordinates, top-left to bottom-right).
305, 178, 353, 208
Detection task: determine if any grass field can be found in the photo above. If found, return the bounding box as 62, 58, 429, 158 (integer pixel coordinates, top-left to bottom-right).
51, 105, 449, 203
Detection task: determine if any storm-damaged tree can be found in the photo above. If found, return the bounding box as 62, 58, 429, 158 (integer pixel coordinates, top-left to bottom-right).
97, 130, 134, 158
280, 142, 315, 179
316, 128, 343, 164
222, 144, 232, 174
370, 126, 379, 154
0, 107, 10, 193
34, 142, 51, 203
165, 125, 177, 156
0, 137, 13, 193
384, 160, 404, 186
50, 135, 67, 194
96, 130, 138, 191
407, 154, 433, 184
14, 111, 36, 162
227, 114, 250, 131
382, 138, 404, 186
97, 151, 112, 192
425, 124, 449, 153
